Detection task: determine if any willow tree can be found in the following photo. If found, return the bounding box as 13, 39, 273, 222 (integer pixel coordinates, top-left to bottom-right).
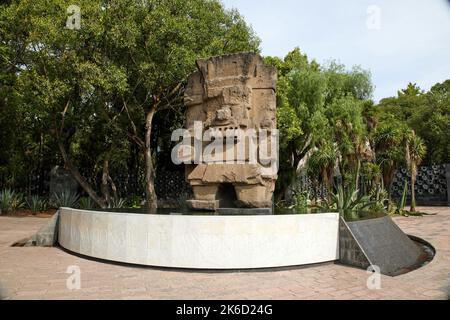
2, 0, 260, 210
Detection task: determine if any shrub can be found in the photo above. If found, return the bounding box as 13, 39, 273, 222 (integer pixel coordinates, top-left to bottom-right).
125, 195, 143, 209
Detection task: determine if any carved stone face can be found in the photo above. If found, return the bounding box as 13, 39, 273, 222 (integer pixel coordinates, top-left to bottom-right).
203, 85, 252, 129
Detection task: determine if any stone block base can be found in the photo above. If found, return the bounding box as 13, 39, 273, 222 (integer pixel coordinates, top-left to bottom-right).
216, 208, 273, 215
187, 200, 220, 211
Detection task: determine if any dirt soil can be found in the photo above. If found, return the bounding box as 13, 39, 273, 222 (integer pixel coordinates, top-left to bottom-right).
2, 209, 57, 218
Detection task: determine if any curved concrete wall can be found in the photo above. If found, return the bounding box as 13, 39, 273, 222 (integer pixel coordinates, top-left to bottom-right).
58, 208, 339, 269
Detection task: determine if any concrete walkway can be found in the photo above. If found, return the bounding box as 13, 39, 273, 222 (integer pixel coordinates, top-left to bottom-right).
0, 207, 449, 300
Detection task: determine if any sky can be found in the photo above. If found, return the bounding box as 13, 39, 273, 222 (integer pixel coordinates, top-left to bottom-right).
221, 0, 450, 102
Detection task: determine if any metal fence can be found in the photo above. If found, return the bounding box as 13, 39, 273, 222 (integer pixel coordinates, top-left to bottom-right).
2, 164, 449, 206
390, 164, 449, 206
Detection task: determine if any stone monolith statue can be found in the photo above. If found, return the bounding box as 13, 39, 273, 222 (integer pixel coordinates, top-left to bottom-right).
184, 52, 277, 210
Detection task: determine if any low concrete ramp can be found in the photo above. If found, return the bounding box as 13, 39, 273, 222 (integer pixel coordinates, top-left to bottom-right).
339, 216, 423, 276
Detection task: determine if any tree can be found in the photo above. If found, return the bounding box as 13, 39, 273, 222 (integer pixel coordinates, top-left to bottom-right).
406, 131, 426, 212
376, 80, 449, 166
307, 141, 338, 202
409, 80, 450, 165
265, 48, 326, 199
325, 95, 370, 188
266, 50, 374, 200
2, 0, 260, 210
372, 116, 410, 194
398, 82, 423, 97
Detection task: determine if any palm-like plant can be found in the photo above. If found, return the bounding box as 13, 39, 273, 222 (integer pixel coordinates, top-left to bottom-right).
406, 132, 426, 212
307, 142, 338, 202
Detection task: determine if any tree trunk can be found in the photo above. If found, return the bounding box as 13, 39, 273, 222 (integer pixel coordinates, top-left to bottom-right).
410, 163, 417, 212
144, 107, 158, 213
101, 159, 111, 207
355, 159, 361, 191
57, 139, 106, 209
108, 175, 118, 201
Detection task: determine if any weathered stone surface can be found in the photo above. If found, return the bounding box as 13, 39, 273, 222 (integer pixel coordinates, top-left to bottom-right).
25, 211, 60, 247
339, 216, 425, 276
187, 200, 220, 211
216, 208, 273, 216
339, 218, 370, 270
184, 53, 277, 209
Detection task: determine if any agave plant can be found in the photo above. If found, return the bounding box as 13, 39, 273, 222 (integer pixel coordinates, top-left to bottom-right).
319, 184, 377, 220
52, 191, 79, 208
0, 189, 25, 214
0, 189, 14, 214
109, 197, 126, 209
78, 197, 95, 210
27, 195, 48, 213
395, 181, 408, 216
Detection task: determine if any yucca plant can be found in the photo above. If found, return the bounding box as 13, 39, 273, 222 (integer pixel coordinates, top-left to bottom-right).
27, 195, 48, 213
0, 189, 25, 214
53, 191, 79, 208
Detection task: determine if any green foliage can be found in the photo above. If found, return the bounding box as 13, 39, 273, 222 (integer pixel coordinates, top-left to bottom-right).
407, 134, 427, 168
319, 184, 377, 220
395, 181, 408, 215
291, 190, 309, 212
270, 48, 374, 198
377, 81, 448, 166
52, 191, 79, 208
78, 197, 95, 210
109, 198, 126, 209
0, 0, 260, 206
125, 195, 143, 209
26, 195, 48, 213
0, 189, 24, 214
176, 192, 191, 210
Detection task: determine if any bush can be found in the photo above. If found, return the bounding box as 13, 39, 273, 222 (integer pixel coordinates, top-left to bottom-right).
0, 189, 25, 214
125, 195, 143, 209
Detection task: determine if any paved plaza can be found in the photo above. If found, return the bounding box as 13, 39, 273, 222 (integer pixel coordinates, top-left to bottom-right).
0, 207, 449, 300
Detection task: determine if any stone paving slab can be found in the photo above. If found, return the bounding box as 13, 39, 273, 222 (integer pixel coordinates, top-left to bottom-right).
0, 207, 449, 300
